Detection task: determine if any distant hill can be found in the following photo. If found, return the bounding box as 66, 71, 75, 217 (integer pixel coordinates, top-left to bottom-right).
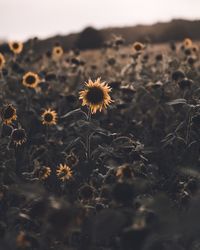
1, 19, 200, 54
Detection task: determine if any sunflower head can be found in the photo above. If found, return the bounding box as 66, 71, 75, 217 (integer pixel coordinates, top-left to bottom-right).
133, 42, 145, 52
41, 109, 58, 126
8, 41, 23, 54
116, 165, 134, 179
66, 152, 79, 166
56, 164, 73, 182
0, 53, 5, 70
52, 46, 64, 60
192, 45, 199, 53
16, 231, 31, 248
11, 128, 27, 146
1, 104, 17, 125
79, 78, 113, 114
37, 166, 52, 180
22, 72, 40, 88
183, 38, 193, 48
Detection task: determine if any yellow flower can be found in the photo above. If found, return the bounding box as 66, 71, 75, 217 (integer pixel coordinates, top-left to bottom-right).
1, 104, 17, 125
38, 166, 51, 180
133, 42, 144, 52
116, 165, 134, 179
79, 78, 113, 114
56, 164, 73, 181
8, 41, 23, 54
183, 38, 193, 48
0, 53, 5, 70
41, 109, 58, 126
22, 72, 40, 88
11, 128, 27, 146
52, 46, 64, 60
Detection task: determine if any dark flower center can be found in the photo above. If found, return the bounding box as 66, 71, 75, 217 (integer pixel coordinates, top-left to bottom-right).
134, 44, 142, 51
25, 75, 36, 85
86, 87, 104, 104
44, 113, 53, 122
12, 129, 26, 141
4, 106, 15, 119
13, 43, 19, 49
0, 58, 2, 65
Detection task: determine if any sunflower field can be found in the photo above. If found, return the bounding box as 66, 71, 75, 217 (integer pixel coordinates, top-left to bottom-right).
0, 36, 200, 250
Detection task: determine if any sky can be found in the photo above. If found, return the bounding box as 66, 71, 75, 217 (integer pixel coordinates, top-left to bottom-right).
1, 0, 200, 41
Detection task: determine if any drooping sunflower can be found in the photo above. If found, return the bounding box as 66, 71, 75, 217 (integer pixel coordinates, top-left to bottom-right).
8, 41, 23, 54
79, 78, 113, 114
116, 165, 134, 179
1, 104, 17, 125
11, 128, 27, 146
22, 72, 40, 88
192, 45, 199, 53
56, 164, 73, 182
52, 46, 64, 60
0, 53, 5, 70
37, 166, 52, 180
66, 151, 79, 166
41, 109, 58, 126
16, 231, 30, 248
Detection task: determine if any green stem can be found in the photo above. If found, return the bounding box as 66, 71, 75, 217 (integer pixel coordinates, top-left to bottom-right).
86, 108, 91, 161
25, 89, 31, 111
186, 108, 193, 145
46, 126, 49, 143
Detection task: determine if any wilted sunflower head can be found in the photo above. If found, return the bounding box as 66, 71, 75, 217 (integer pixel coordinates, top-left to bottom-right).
16, 231, 31, 248
183, 38, 193, 48
66, 152, 79, 166
37, 166, 52, 180
41, 108, 57, 126
52, 46, 64, 60
133, 42, 145, 52
8, 41, 23, 54
0, 53, 5, 70
116, 164, 134, 179
11, 128, 27, 146
79, 78, 113, 114
192, 45, 199, 53
22, 72, 40, 88
56, 164, 73, 182
1, 104, 17, 125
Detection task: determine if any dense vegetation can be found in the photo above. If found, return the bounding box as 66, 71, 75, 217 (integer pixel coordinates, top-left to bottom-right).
0, 37, 200, 250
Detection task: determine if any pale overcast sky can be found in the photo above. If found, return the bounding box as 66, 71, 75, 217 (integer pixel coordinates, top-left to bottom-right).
1, 0, 200, 41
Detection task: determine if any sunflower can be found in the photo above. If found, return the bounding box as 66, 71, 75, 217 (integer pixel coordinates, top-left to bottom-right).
66, 152, 79, 166
22, 72, 40, 88
79, 78, 113, 114
8, 41, 23, 54
0, 53, 5, 70
192, 45, 199, 53
56, 163, 73, 181
133, 42, 144, 52
52, 46, 64, 60
37, 166, 51, 180
16, 231, 31, 248
116, 165, 134, 179
11, 128, 27, 146
41, 109, 58, 126
183, 38, 192, 48
1, 104, 17, 125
